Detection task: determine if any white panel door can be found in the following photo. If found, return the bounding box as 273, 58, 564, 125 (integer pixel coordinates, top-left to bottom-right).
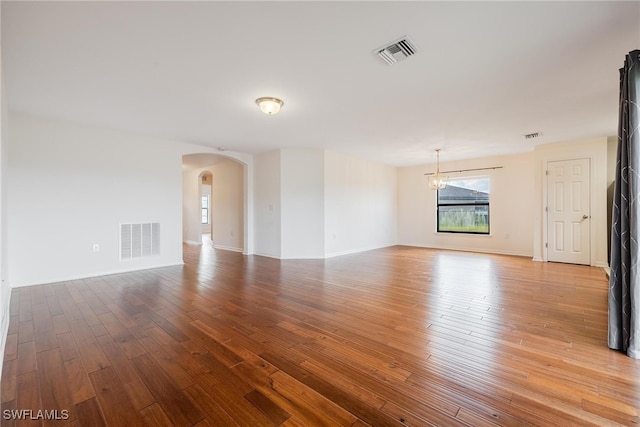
547, 158, 591, 265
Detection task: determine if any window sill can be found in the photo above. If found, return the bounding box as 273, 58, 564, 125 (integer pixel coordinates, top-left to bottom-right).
435, 232, 493, 238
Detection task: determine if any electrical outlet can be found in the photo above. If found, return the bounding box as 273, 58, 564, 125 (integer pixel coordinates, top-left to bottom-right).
92, 244, 100, 252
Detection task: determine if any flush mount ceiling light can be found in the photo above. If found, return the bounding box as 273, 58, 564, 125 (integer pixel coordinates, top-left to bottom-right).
428, 149, 448, 190
255, 97, 284, 115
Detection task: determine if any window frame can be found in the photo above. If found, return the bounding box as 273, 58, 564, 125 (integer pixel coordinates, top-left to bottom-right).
436, 176, 490, 235
201, 194, 210, 225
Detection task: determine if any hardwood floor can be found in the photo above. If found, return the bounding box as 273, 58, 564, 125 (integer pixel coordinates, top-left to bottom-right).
2, 244, 639, 426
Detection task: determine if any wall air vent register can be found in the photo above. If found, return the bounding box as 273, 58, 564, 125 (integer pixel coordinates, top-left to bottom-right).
120, 223, 160, 260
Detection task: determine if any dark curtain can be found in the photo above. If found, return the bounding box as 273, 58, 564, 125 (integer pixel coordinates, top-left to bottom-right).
609, 50, 640, 359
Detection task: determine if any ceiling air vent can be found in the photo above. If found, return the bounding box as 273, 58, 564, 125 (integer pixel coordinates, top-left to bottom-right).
375, 36, 418, 65
524, 132, 543, 140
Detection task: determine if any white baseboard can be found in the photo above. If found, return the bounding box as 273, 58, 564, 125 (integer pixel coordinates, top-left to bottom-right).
253, 251, 282, 260
400, 243, 532, 258
324, 244, 395, 259
213, 244, 243, 253
251, 244, 530, 260
0, 285, 11, 386
9, 262, 185, 288
183, 240, 202, 246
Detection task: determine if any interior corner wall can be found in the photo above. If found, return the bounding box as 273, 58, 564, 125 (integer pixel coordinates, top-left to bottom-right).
253, 148, 397, 260
607, 135, 618, 263
7, 113, 187, 287
182, 167, 203, 245
0, 8, 10, 379
324, 150, 397, 257
254, 149, 281, 258
533, 137, 609, 267
210, 159, 244, 252
280, 148, 325, 259
182, 159, 244, 251
398, 152, 535, 257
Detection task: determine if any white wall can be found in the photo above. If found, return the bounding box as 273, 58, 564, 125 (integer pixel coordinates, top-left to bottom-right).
0, 5, 10, 379
533, 137, 609, 267
281, 148, 325, 258
607, 136, 617, 262
210, 160, 244, 251
324, 150, 397, 257
7, 113, 192, 286
398, 152, 535, 257
253, 148, 397, 259
253, 149, 281, 258
182, 167, 202, 245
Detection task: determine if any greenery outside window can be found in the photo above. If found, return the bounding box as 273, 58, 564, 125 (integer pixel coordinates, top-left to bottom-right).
201, 195, 209, 224
437, 176, 489, 234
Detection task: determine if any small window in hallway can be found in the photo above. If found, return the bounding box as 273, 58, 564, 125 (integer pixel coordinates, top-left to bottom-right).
201, 195, 209, 224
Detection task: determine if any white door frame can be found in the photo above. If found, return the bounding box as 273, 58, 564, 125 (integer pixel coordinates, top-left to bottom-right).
541, 156, 596, 266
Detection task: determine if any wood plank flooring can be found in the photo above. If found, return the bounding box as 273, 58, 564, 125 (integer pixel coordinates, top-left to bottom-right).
2, 244, 640, 426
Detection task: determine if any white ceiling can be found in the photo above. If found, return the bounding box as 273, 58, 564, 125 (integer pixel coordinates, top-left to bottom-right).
3, 1, 639, 166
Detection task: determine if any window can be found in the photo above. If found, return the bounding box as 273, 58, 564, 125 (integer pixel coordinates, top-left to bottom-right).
201, 195, 209, 224
437, 176, 489, 234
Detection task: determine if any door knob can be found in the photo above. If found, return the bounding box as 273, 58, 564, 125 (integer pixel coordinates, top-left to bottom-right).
582, 215, 590, 220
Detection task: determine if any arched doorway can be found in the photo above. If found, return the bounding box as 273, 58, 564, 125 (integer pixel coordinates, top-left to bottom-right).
182, 153, 247, 254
